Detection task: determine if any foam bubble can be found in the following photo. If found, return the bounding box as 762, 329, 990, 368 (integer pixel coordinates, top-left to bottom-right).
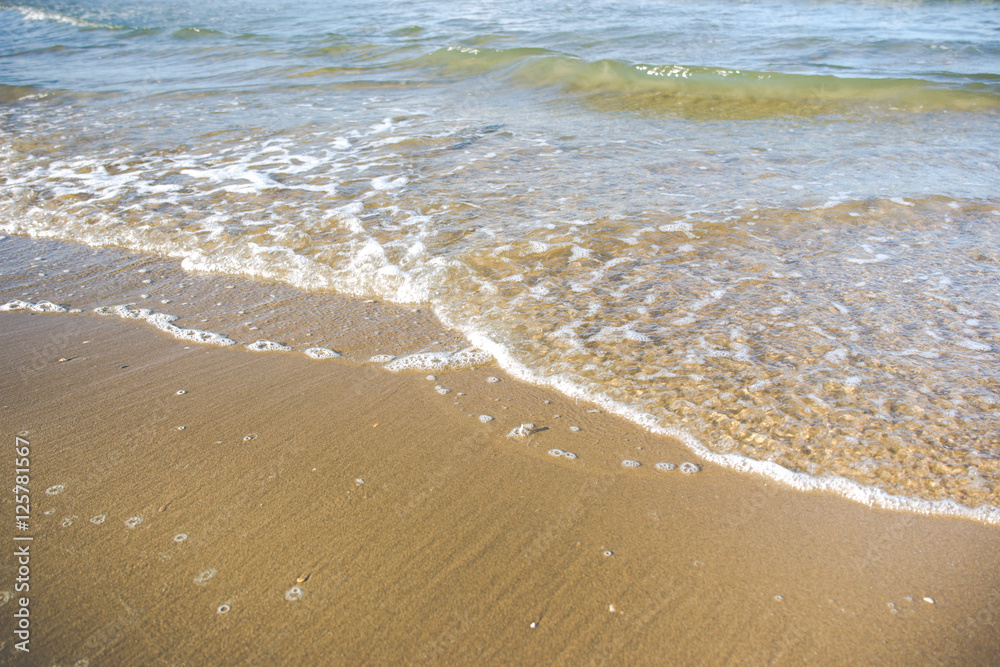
369, 354, 396, 363
174, 533, 188, 543
217, 603, 231, 614
194, 569, 217, 586
125, 516, 143, 529
31, 300, 67, 313
479, 415, 494, 422
658, 222, 693, 233
94, 305, 235, 346
621, 459, 641, 468
285, 586, 304, 601
507, 423, 536, 438
680, 462, 702, 474
434, 385, 451, 395
246, 339, 290, 352
1, 299, 67, 312
371, 175, 408, 190
89, 514, 106, 525
548, 449, 578, 460
655, 462, 677, 471
957, 339, 991, 352
383, 347, 492, 372
45, 485, 65, 495
304, 347, 341, 359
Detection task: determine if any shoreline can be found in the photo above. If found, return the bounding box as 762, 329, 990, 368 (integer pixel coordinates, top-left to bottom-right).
1, 309, 998, 664
3, 233, 998, 526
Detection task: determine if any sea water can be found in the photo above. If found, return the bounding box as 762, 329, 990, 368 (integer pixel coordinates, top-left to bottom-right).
1, 0, 999, 521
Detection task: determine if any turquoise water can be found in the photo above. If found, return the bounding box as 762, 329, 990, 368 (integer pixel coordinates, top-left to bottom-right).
2, 0, 1000, 521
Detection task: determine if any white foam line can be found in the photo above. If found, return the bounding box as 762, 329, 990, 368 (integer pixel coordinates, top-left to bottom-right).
454, 323, 1000, 526
94, 304, 235, 347
1, 299, 69, 313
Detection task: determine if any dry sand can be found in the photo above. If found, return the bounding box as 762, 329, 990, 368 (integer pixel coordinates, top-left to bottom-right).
1, 309, 999, 665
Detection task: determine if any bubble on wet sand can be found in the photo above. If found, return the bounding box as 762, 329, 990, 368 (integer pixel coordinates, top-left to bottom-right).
304, 347, 341, 359
507, 423, 536, 438
285, 586, 304, 601
243, 433, 258, 441
246, 339, 290, 352
486, 376, 500, 383
125, 515, 143, 529
368, 354, 395, 364
603, 550, 614, 557
548, 448, 578, 460
61, 515, 77, 527
174, 533, 188, 543
655, 462, 677, 472
95, 305, 235, 346
435, 385, 451, 395
479, 415, 494, 423
1, 299, 68, 313
194, 568, 217, 585
680, 462, 702, 474
46, 484, 65, 495
176, 389, 187, 395
384, 348, 491, 372
569, 426, 580, 431
90, 514, 106, 525
0, 300, 31, 311
621, 459, 641, 468
217, 603, 231, 614
426, 375, 436, 381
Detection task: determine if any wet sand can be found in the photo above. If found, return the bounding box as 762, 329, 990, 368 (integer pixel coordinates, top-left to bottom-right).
1, 308, 999, 665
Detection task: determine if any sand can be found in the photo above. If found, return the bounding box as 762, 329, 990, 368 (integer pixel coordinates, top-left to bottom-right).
1, 308, 999, 665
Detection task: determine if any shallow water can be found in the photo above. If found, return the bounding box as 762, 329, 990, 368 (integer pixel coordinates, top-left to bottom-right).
2, 0, 999, 520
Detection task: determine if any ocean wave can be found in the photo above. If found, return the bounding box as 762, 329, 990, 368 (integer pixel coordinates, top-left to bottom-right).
408, 46, 1000, 116
1, 3, 123, 30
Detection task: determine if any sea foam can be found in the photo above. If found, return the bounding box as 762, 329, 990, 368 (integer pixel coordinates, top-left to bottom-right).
383, 347, 492, 372
94, 305, 235, 346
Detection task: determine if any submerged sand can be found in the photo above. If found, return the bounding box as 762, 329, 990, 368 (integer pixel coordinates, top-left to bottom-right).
1, 308, 999, 665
